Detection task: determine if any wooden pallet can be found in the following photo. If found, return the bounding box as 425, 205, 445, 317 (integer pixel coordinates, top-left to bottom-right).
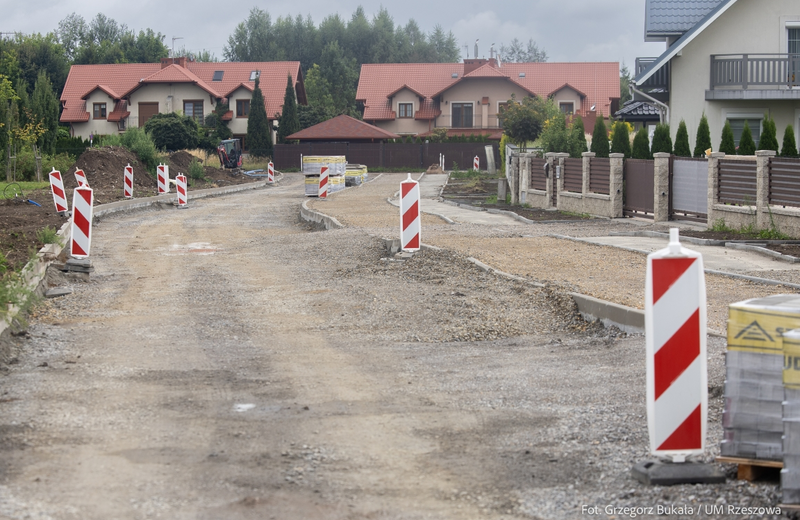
716, 456, 783, 481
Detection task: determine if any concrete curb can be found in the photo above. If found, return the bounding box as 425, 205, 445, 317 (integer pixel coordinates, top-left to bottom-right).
726, 242, 800, 264
569, 292, 644, 334
300, 199, 344, 229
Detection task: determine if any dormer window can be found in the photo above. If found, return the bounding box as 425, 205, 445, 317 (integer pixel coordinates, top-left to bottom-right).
93, 103, 107, 119
398, 103, 413, 118
250, 70, 260, 81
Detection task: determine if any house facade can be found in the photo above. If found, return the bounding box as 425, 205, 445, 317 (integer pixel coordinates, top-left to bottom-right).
634, 0, 800, 150
60, 57, 307, 148
356, 59, 620, 139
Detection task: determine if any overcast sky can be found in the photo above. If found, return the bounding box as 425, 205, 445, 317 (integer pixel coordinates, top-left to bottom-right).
2, 0, 666, 72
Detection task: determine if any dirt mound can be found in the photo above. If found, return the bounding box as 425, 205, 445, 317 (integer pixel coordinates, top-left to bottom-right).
168, 151, 197, 172
72, 146, 158, 204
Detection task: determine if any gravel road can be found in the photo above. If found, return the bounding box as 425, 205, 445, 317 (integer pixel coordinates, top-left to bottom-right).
0, 172, 789, 519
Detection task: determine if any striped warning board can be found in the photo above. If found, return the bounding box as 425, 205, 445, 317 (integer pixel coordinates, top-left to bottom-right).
176, 174, 187, 207
70, 186, 94, 259
124, 164, 133, 199
48, 168, 68, 214
474, 155, 480, 170
645, 228, 707, 458
400, 174, 420, 251
268, 161, 275, 183
157, 164, 170, 194
318, 166, 329, 199
74, 168, 89, 187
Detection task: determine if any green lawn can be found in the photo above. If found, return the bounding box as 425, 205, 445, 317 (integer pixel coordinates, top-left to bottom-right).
0, 181, 51, 199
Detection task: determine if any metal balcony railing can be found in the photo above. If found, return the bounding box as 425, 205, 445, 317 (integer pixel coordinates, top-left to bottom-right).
710, 53, 800, 89
635, 57, 670, 91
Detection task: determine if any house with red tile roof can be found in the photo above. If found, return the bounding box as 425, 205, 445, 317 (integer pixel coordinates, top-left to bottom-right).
356, 58, 620, 139
286, 114, 400, 142
60, 57, 307, 148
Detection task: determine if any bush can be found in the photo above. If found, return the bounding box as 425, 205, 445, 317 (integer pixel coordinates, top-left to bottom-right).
144, 112, 199, 151
609, 121, 632, 158
55, 135, 89, 157
738, 121, 756, 155
569, 117, 587, 158
673, 120, 691, 157
694, 113, 712, 157
104, 127, 160, 175
632, 127, 651, 159
590, 115, 609, 158
187, 158, 206, 181
12, 147, 75, 181
719, 120, 736, 155
782, 125, 799, 157
758, 116, 779, 152
651, 124, 672, 154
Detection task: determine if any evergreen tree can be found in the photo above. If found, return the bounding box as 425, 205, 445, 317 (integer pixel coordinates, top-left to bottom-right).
247, 77, 272, 157
30, 71, 59, 155
693, 113, 712, 157
590, 115, 609, 158
738, 121, 756, 155
609, 121, 631, 158
569, 116, 587, 158
673, 120, 691, 157
632, 127, 651, 159
651, 123, 672, 154
277, 74, 300, 144
782, 125, 799, 157
758, 115, 779, 153
719, 120, 736, 155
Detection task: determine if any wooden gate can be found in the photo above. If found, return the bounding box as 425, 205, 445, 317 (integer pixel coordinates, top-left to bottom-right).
624, 159, 654, 218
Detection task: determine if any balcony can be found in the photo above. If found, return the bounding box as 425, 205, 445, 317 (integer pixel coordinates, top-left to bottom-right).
634, 57, 670, 102
707, 53, 800, 100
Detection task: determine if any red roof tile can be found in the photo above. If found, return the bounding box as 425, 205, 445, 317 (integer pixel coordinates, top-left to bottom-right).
387, 84, 426, 99
107, 100, 129, 122
287, 114, 400, 141
221, 110, 233, 121
547, 82, 588, 99
414, 99, 440, 120
60, 61, 304, 124
81, 84, 123, 100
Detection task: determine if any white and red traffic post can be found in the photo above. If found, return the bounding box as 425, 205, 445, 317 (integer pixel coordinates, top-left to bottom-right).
48, 168, 69, 215
74, 168, 89, 187
318, 166, 329, 199
157, 163, 170, 194
176, 174, 188, 207
473, 155, 480, 170
268, 161, 275, 183
123, 164, 134, 199
400, 174, 420, 251
70, 186, 94, 258
645, 228, 707, 461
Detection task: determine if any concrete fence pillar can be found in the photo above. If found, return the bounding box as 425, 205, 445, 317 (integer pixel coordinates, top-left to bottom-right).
545, 152, 557, 209
756, 150, 776, 229
582, 152, 594, 198
556, 153, 569, 210
653, 152, 671, 222
510, 154, 520, 205
609, 153, 624, 218
707, 152, 725, 227
519, 153, 532, 205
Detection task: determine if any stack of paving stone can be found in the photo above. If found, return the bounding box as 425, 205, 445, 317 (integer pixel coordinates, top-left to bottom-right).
782, 330, 800, 503
345, 165, 368, 186
302, 156, 347, 196
721, 296, 800, 461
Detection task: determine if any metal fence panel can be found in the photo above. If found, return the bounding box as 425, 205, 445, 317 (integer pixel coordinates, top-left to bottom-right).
718, 159, 757, 205
346, 143, 383, 168
769, 158, 800, 208
529, 158, 547, 190
673, 157, 708, 216
624, 159, 654, 216
274, 143, 311, 169
589, 158, 610, 195
563, 158, 582, 193
384, 144, 421, 169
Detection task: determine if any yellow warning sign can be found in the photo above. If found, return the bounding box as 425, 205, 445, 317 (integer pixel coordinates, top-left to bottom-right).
727, 296, 800, 355
784, 332, 800, 389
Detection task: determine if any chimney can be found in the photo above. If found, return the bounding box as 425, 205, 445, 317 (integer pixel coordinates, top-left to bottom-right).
161, 57, 187, 69
463, 58, 488, 75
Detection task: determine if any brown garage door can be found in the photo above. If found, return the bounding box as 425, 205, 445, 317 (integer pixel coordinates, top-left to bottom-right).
138, 103, 159, 127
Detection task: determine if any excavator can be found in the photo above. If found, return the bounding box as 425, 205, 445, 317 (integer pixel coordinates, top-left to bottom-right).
217, 139, 243, 169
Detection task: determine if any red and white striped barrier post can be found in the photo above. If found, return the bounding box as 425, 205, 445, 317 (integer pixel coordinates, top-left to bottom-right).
176, 174, 187, 207
318, 166, 329, 199
400, 174, 420, 251
473, 155, 480, 170
74, 168, 89, 187
123, 164, 134, 199
70, 186, 93, 258
48, 168, 69, 215
646, 228, 707, 461
268, 161, 275, 183
157, 163, 170, 194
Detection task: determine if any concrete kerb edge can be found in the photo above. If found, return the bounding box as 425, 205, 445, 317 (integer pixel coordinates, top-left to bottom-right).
387, 197, 456, 225
726, 242, 800, 264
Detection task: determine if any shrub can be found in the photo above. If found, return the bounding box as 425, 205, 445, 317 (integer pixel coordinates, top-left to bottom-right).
539, 112, 570, 154
104, 127, 160, 175
632, 127, 651, 159
673, 120, 691, 157
719, 120, 736, 155
187, 158, 206, 181
144, 112, 199, 151
609, 121, 631, 158
55, 135, 89, 157
499, 133, 510, 173
694, 113, 712, 157
12, 147, 75, 182
782, 125, 799, 157
590, 115, 609, 158
738, 121, 756, 155
569, 117, 587, 158
36, 226, 60, 245
651, 123, 672, 154
758, 116, 779, 152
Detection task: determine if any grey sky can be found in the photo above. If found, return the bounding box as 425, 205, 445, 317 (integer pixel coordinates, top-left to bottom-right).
2, 0, 665, 72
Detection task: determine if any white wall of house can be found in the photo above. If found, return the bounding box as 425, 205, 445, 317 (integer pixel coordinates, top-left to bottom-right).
128, 83, 217, 128
435, 79, 530, 129
551, 87, 583, 115
75, 90, 122, 138
669, 0, 800, 151
376, 90, 423, 135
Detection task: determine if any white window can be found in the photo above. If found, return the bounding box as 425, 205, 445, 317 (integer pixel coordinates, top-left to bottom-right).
727, 117, 762, 147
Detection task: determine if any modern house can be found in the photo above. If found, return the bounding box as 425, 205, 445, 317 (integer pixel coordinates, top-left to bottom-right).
60, 57, 307, 148
356, 59, 620, 139
634, 0, 800, 150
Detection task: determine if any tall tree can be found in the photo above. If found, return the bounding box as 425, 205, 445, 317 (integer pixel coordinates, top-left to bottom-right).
30, 71, 59, 155
694, 113, 712, 157
57, 12, 87, 61
277, 75, 300, 144
781, 125, 799, 157
610, 121, 631, 158
619, 64, 632, 105
224, 8, 277, 62
303, 64, 336, 120
501, 95, 547, 150
673, 120, 691, 157
14, 34, 69, 97
429, 25, 459, 62
650, 123, 672, 154
247, 77, 272, 157
318, 41, 359, 116
499, 38, 547, 63
590, 115, 609, 158
719, 120, 736, 155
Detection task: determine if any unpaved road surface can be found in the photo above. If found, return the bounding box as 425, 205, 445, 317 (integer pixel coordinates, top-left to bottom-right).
0, 173, 784, 519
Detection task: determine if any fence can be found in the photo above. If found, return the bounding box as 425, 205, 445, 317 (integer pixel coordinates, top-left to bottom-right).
529, 157, 547, 191
623, 159, 655, 217
769, 158, 800, 208
672, 157, 708, 221
589, 158, 610, 195
718, 159, 757, 205
273, 142, 500, 171
562, 158, 582, 193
